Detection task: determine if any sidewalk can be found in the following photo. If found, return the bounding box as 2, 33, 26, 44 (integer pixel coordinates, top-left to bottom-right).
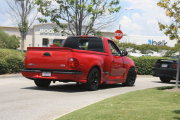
0, 73, 22, 78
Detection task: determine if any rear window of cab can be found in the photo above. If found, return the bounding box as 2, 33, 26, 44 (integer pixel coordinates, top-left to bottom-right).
63, 37, 105, 52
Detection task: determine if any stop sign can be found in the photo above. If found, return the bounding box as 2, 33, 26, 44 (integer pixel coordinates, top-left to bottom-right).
114, 30, 123, 40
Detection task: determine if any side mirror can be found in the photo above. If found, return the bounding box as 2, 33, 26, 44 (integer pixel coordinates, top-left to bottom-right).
121, 50, 128, 56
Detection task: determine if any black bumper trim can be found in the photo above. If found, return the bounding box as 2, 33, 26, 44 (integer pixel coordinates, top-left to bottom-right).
22, 69, 82, 75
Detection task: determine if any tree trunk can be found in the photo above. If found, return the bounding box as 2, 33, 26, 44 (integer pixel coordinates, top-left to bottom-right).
21, 35, 25, 52
175, 50, 180, 89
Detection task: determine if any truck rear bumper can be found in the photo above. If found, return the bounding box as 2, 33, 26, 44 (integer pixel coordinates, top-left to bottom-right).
22, 69, 87, 83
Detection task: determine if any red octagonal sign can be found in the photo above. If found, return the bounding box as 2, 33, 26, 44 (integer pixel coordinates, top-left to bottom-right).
114, 30, 123, 40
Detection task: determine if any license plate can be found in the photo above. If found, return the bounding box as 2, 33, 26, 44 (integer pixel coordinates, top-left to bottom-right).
161, 64, 168, 68
42, 72, 51, 77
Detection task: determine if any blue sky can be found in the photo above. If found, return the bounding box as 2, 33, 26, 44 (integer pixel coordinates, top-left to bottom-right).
0, 0, 170, 37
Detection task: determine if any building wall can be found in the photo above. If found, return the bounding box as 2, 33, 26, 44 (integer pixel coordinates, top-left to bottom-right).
33, 24, 67, 47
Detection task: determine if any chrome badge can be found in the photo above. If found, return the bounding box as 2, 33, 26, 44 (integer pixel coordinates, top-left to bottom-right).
60, 64, 66, 67
28, 63, 36, 66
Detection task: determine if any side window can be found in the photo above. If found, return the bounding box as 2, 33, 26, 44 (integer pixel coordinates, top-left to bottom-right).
88, 38, 104, 52
108, 40, 120, 56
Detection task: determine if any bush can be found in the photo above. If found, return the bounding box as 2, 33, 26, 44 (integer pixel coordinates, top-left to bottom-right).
0, 59, 8, 74
5, 56, 24, 73
0, 49, 24, 74
130, 56, 167, 75
0, 31, 20, 49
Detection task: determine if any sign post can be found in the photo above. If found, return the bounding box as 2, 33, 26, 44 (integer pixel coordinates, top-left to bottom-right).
114, 30, 123, 40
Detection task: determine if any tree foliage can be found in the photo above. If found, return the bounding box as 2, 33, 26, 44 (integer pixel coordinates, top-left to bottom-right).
157, 0, 180, 88
35, 0, 121, 35
157, 0, 180, 42
0, 31, 20, 49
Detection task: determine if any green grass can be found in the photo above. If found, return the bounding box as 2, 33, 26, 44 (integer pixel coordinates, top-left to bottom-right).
56, 87, 180, 120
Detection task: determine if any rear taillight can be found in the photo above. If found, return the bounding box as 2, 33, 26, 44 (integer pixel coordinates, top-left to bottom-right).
171, 64, 177, 69
68, 58, 79, 68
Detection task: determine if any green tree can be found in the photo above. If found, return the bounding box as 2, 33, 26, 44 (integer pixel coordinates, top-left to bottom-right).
157, 0, 180, 88
35, 0, 121, 35
157, 0, 180, 41
6, 0, 37, 51
0, 31, 20, 49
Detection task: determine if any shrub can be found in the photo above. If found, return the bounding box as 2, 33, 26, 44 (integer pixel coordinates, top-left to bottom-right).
5, 56, 24, 73
0, 59, 8, 74
0, 49, 24, 74
0, 31, 20, 49
130, 56, 167, 75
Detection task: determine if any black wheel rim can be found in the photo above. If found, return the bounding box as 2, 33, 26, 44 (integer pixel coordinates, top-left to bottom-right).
89, 70, 99, 87
128, 71, 136, 85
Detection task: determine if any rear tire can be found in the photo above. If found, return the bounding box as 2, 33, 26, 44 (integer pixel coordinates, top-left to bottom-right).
34, 79, 51, 88
123, 68, 136, 86
86, 68, 100, 91
160, 77, 171, 83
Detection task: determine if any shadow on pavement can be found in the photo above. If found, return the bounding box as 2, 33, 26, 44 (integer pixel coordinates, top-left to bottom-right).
152, 81, 177, 85
21, 83, 125, 93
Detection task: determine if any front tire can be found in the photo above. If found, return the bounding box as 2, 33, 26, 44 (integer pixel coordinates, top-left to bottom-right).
160, 77, 171, 83
34, 79, 51, 88
86, 68, 100, 91
123, 68, 136, 86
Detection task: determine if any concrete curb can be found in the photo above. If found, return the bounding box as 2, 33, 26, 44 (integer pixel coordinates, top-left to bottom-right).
137, 75, 156, 78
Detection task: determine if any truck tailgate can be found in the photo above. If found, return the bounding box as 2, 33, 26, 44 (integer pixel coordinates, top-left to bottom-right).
25, 47, 72, 70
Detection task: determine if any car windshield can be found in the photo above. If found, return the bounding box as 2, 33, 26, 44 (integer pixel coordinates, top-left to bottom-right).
63, 37, 104, 52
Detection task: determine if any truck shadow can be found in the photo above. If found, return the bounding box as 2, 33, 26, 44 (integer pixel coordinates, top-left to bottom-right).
22, 83, 124, 93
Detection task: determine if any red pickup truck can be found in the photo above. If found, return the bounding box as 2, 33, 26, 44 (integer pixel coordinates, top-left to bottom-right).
22, 36, 137, 90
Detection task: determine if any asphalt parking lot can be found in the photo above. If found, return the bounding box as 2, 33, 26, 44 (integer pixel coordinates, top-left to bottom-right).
0, 74, 173, 120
